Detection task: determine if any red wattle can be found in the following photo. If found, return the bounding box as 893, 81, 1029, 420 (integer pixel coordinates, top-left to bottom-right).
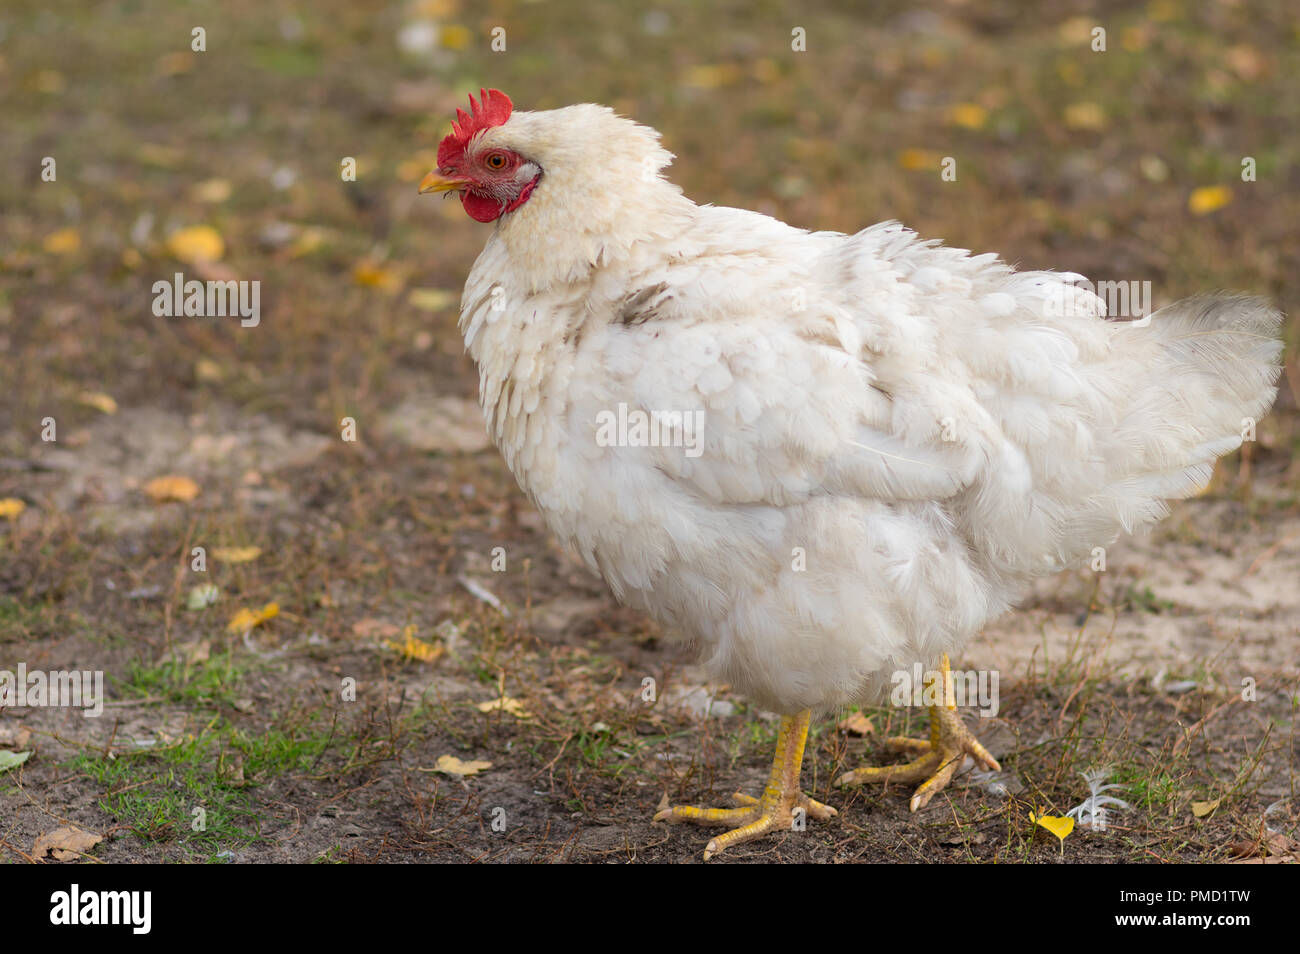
461, 175, 541, 223
462, 191, 504, 222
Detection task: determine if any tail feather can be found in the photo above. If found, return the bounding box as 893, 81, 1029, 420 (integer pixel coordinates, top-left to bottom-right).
1111, 294, 1282, 470
1061, 294, 1282, 556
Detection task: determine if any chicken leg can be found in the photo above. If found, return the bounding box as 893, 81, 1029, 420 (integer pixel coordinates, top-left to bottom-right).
654, 708, 836, 860
836, 654, 999, 811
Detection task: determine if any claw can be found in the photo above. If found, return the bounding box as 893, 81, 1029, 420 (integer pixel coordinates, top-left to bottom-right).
837, 655, 1000, 811
653, 710, 837, 859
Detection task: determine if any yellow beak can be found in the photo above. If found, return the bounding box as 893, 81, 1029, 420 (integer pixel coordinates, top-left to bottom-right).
418, 170, 469, 195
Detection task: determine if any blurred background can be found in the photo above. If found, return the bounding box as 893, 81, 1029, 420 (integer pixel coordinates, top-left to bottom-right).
0, 0, 1297, 862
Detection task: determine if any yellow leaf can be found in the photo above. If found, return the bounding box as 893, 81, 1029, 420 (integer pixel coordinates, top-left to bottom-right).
1057, 17, 1096, 45
143, 475, 200, 502
191, 178, 232, 203
212, 546, 262, 563
476, 696, 530, 718
439, 24, 472, 49
353, 260, 402, 293
1192, 797, 1222, 818
682, 63, 741, 90
227, 602, 279, 633
289, 226, 330, 258
0, 498, 26, 520
121, 248, 144, 269
1188, 186, 1232, 216
77, 391, 118, 415
195, 358, 224, 382
408, 288, 458, 312
166, 226, 225, 264
1030, 809, 1075, 847
385, 625, 444, 663
43, 228, 82, 255
414, 0, 460, 16
1064, 102, 1107, 131
948, 103, 987, 130
432, 754, 492, 777
897, 149, 943, 171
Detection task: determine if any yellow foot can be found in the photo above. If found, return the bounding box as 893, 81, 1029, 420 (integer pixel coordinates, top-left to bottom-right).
653, 710, 837, 860
836, 654, 1000, 812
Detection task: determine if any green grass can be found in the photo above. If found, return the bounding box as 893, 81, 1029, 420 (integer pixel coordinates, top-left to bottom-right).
116, 649, 252, 709
69, 722, 334, 861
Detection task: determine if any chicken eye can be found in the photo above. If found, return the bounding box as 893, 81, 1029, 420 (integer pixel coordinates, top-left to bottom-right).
485, 153, 508, 170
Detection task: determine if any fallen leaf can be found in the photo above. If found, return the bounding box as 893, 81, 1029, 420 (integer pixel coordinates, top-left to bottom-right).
1192, 797, 1222, 818
897, 149, 943, 171
195, 358, 224, 382
1057, 17, 1095, 45
0, 725, 32, 749
476, 696, 530, 718
289, 226, 331, 257
385, 625, 444, 663
1228, 833, 1297, 863
43, 228, 82, 255
226, 602, 279, 633
191, 178, 232, 203
431, 755, 492, 777
439, 23, 472, 49
838, 711, 875, 736
0, 498, 26, 520
212, 546, 262, 563
143, 475, 200, 502
1063, 101, 1107, 131
0, 751, 31, 774
682, 63, 742, 89
77, 391, 118, 414
353, 260, 403, 293
166, 225, 225, 264
1189, 186, 1232, 216
948, 103, 987, 130
1030, 809, 1074, 848
34, 826, 102, 862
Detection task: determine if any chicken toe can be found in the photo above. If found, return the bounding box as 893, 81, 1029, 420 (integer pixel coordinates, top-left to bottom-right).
654, 709, 837, 860
836, 654, 1000, 812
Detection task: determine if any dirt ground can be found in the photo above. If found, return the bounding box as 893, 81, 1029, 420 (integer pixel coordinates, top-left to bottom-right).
1, 0, 1298, 863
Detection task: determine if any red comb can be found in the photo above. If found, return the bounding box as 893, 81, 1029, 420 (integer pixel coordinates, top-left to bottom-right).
437, 88, 513, 168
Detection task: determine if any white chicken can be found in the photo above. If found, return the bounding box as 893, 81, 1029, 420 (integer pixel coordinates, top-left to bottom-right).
421, 90, 1283, 859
